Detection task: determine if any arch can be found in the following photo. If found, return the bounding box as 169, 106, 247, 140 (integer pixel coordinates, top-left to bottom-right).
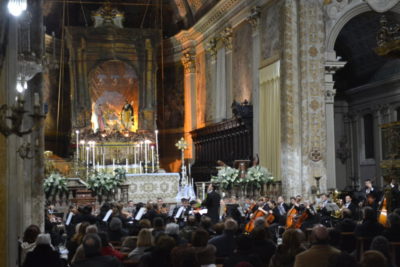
326, 2, 400, 54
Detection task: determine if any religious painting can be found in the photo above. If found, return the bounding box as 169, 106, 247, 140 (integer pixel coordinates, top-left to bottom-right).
260, 1, 283, 61
233, 21, 253, 103
159, 63, 184, 129
88, 60, 139, 133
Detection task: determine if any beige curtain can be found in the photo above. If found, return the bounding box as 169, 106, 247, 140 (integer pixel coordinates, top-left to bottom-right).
259, 61, 281, 180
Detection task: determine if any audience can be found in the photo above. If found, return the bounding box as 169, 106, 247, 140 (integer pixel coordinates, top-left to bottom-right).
208, 218, 238, 258
294, 224, 340, 267
128, 229, 153, 261
99, 231, 126, 261
360, 250, 387, 267
250, 227, 276, 265
23, 233, 62, 267
139, 234, 176, 267
191, 228, 216, 266
355, 207, 384, 238
223, 234, 263, 267
20, 224, 41, 264
66, 221, 90, 263
370, 235, 395, 267
108, 217, 128, 243
383, 213, 400, 242
269, 229, 305, 267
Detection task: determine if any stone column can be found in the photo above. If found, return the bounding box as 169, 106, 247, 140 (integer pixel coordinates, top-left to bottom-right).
372, 107, 383, 185
221, 27, 233, 119
181, 50, 196, 159
205, 38, 217, 122
247, 7, 261, 156
324, 61, 346, 189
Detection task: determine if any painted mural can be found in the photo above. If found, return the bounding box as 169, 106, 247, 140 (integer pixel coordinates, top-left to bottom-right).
260, 1, 283, 61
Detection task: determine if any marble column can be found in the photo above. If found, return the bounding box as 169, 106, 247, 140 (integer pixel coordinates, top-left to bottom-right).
181, 50, 196, 159
247, 7, 260, 156
221, 27, 233, 119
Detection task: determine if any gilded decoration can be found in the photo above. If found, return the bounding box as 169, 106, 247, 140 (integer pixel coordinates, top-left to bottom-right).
220, 26, 233, 51
246, 6, 261, 30
181, 51, 196, 74
91, 3, 125, 28
205, 37, 218, 60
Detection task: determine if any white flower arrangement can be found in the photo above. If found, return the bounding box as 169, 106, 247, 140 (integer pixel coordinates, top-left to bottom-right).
211, 166, 239, 189
245, 165, 274, 188
43, 172, 69, 199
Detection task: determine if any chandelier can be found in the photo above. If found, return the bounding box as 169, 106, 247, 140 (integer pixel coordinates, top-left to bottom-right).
7, 0, 27, 17
375, 16, 400, 58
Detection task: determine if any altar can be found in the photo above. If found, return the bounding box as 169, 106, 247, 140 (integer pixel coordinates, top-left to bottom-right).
123, 173, 180, 203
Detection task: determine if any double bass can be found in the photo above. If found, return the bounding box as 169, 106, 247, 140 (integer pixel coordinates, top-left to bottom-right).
378, 197, 388, 227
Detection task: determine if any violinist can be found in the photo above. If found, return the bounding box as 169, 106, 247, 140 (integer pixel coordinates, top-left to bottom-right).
277, 196, 289, 216
300, 201, 319, 230
388, 178, 400, 211
267, 200, 281, 225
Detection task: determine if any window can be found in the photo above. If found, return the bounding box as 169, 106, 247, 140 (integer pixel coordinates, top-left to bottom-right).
363, 114, 374, 159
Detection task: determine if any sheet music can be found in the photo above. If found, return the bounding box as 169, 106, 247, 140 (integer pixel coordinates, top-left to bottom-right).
65, 212, 74, 226
135, 207, 146, 221
175, 206, 185, 219
103, 209, 113, 222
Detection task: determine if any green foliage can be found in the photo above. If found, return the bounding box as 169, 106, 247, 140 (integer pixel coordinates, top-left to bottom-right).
245, 165, 274, 188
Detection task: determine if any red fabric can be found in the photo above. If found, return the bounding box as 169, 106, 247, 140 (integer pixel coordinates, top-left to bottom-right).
101, 246, 125, 261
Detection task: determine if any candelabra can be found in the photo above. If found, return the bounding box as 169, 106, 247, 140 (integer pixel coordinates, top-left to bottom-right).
314, 176, 322, 195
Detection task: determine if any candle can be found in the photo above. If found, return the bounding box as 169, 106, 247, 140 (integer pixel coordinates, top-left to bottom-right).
102, 147, 105, 166
202, 182, 205, 200
134, 145, 138, 165
144, 142, 148, 173
34, 93, 39, 107
139, 161, 142, 173
112, 158, 115, 170
80, 140, 85, 162
188, 163, 191, 178
92, 141, 96, 167
86, 147, 90, 167
155, 129, 159, 163
75, 130, 79, 160
151, 146, 155, 172
126, 158, 129, 172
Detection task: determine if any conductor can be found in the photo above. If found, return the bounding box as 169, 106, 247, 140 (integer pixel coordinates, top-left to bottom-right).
202, 184, 221, 224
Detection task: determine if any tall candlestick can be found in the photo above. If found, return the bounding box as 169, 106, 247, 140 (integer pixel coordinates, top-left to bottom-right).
134, 145, 138, 165
102, 147, 105, 166
126, 158, 129, 173
112, 158, 115, 170
151, 146, 155, 172
92, 142, 96, 167
75, 130, 79, 160
155, 129, 159, 162
86, 147, 90, 167
144, 143, 148, 173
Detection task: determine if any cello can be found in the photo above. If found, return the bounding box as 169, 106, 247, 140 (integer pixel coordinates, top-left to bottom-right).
245, 207, 274, 233
286, 206, 297, 229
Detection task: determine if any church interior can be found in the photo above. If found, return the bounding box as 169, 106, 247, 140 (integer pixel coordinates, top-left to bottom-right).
1, 0, 400, 266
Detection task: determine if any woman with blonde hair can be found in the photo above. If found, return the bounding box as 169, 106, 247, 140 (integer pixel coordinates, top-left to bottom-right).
66, 222, 89, 263
128, 228, 153, 260
269, 229, 305, 267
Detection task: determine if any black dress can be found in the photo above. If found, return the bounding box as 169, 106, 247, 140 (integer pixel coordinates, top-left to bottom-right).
202, 190, 221, 224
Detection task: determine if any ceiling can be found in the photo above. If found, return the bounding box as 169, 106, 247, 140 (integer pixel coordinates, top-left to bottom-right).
334, 11, 400, 96
42, 0, 218, 38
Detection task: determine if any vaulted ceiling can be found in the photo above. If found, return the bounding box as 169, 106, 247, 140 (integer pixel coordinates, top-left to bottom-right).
42, 0, 219, 38
334, 11, 400, 96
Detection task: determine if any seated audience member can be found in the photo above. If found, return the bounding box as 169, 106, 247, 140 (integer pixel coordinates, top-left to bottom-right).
71, 224, 99, 263
208, 218, 237, 258
66, 222, 90, 263
152, 217, 165, 238
72, 233, 122, 267
370, 235, 395, 267
180, 216, 198, 242
327, 252, 358, 267
355, 207, 384, 238
382, 213, 400, 242
191, 229, 216, 266
293, 224, 340, 267
128, 229, 153, 261
120, 236, 137, 253
98, 231, 126, 261
171, 246, 200, 267
250, 227, 276, 265
269, 229, 305, 267
139, 234, 176, 267
334, 208, 357, 233
212, 222, 225, 236
360, 250, 387, 267
23, 234, 62, 267
165, 223, 185, 245
20, 224, 41, 264
223, 234, 263, 267
108, 217, 128, 243
200, 216, 216, 236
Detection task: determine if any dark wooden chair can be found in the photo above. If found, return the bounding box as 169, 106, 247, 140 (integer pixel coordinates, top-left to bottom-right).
356, 237, 372, 261
339, 232, 356, 253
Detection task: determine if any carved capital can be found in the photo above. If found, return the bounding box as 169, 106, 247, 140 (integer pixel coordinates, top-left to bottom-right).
205, 37, 218, 60
181, 51, 196, 74
246, 6, 261, 30
220, 26, 233, 51
325, 88, 336, 103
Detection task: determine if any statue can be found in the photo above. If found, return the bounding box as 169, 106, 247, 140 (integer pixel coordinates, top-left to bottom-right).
121, 100, 134, 130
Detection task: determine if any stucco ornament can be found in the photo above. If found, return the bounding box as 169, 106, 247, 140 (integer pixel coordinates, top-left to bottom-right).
365, 0, 400, 12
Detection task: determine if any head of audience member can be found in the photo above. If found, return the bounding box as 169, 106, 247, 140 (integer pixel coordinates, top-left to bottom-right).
251, 227, 271, 241
282, 229, 304, 252
157, 197, 164, 205
137, 229, 153, 248
370, 236, 391, 263
342, 208, 353, 219
86, 225, 98, 234
224, 218, 238, 233
109, 217, 123, 232
73, 221, 90, 243
165, 223, 180, 236
393, 208, 400, 217
191, 228, 209, 247
360, 250, 387, 267
327, 252, 358, 267
254, 217, 266, 229
23, 224, 40, 244
213, 222, 225, 235
387, 213, 400, 228
311, 224, 330, 245
138, 219, 151, 229
186, 216, 197, 227
98, 231, 110, 248
36, 233, 52, 247
82, 233, 102, 258
200, 216, 213, 230
171, 246, 200, 267
154, 234, 176, 253
153, 217, 165, 231
363, 206, 377, 223
121, 236, 137, 252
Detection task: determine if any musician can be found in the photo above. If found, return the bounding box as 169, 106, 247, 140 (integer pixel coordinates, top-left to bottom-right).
267, 200, 281, 225
277, 196, 289, 217
388, 178, 400, 211
362, 179, 380, 206
173, 198, 191, 226
300, 201, 319, 230
123, 200, 136, 217
343, 195, 357, 218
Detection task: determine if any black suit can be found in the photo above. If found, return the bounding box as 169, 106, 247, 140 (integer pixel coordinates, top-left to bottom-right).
202, 190, 221, 224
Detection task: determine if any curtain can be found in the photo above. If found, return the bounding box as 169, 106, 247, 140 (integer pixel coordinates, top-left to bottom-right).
259, 60, 281, 179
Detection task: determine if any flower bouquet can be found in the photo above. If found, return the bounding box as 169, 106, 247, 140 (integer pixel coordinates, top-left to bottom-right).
43, 172, 69, 200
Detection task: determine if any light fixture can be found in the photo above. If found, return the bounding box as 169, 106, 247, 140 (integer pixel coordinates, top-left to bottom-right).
7, 0, 27, 17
